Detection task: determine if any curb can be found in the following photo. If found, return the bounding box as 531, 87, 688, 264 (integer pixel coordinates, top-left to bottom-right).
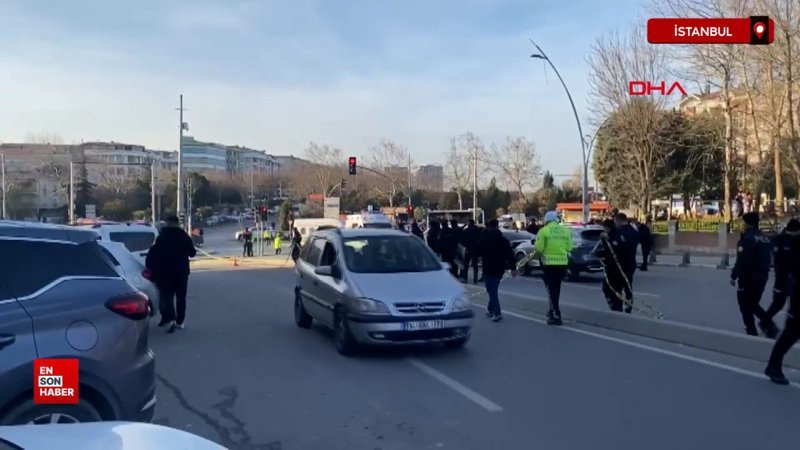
651, 262, 721, 269
190, 258, 295, 270
465, 286, 800, 369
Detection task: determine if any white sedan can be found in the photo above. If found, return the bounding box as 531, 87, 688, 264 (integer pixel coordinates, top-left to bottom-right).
0, 422, 226, 450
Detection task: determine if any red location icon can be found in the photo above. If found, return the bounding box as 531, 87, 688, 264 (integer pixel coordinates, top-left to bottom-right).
753, 22, 766, 39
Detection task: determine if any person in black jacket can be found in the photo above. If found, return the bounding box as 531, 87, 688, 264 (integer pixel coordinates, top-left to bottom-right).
460, 219, 482, 284
765, 226, 800, 385
439, 221, 458, 276
766, 219, 800, 320
146, 215, 197, 333
426, 220, 441, 256
637, 218, 653, 271
614, 213, 639, 313
478, 219, 517, 321
730, 212, 779, 337
593, 219, 628, 312
410, 221, 424, 240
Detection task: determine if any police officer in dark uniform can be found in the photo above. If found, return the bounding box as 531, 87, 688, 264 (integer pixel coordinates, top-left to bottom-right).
730, 212, 779, 337
460, 219, 482, 284
637, 218, 653, 271
614, 213, 639, 313
593, 219, 628, 312
765, 219, 800, 320
765, 223, 800, 385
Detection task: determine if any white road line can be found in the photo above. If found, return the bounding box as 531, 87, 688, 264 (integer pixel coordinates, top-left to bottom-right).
468, 304, 800, 389
407, 358, 504, 412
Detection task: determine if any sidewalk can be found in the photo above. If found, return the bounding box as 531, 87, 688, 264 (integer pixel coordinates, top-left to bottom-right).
650, 253, 736, 269
190, 253, 295, 271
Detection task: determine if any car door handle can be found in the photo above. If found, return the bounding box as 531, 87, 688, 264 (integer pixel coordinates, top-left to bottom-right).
0, 334, 15, 350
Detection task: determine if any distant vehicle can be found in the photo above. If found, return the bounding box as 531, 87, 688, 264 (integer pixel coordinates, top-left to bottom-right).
0, 221, 156, 425
0, 422, 226, 449
425, 209, 484, 228
78, 223, 158, 266
294, 228, 474, 355
512, 224, 604, 280
343, 212, 393, 230
98, 240, 159, 316
293, 218, 343, 242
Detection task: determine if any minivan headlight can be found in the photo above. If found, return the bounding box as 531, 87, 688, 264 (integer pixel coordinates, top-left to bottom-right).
452, 294, 472, 312
348, 297, 390, 314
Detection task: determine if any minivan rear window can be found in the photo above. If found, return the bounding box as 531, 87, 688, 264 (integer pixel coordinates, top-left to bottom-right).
109, 231, 156, 252
580, 229, 603, 241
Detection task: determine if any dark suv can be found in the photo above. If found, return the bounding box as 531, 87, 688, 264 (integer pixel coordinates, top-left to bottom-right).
0, 221, 156, 425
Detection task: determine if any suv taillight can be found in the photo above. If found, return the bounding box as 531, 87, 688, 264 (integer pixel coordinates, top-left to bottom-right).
142, 268, 154, 281
105, 293, 150, 320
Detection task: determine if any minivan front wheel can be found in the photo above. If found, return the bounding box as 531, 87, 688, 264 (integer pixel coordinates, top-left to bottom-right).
1, 399, 102, 425
334, 309, 358, 356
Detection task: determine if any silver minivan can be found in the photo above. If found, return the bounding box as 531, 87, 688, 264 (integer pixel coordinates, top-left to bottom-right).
294, 228, 474, 355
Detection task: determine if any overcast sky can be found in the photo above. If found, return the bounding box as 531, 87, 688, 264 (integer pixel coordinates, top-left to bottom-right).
0, 0, 648, 174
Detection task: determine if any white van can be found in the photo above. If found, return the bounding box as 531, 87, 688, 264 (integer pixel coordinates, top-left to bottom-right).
79, 223, 159, 266
292, 218, 342, 242
344, 213, 393, 229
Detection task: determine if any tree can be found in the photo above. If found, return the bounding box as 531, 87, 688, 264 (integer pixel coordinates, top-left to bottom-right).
588, 23, 672, 215
101, 199, 132, 221
478, 177, 511, 218
74, 161, 96, 218
490, 137, 541, 202
279, 200, 291, 231
304, 142, 344, 198
365, 139, 412, 207
445, 132, 484, 209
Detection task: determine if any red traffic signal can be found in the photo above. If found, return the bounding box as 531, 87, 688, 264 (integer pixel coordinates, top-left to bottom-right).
406, 204, 413, 215
348, 156, 357, 175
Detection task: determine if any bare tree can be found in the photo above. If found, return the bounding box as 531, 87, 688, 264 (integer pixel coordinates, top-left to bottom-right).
365, 139, 412, 207
654, 0, 752, 221
303, 142, 344, 198
445, 132, 485, 209
490, 137, 541, 203
588, 24, 672, 215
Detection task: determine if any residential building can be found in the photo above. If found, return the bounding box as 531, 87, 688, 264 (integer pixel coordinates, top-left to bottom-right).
415, 164, 444, 192
180, 136, 228, 172
226, 145, 280, 175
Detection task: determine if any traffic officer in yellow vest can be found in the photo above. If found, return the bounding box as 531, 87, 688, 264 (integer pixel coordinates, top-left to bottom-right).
534, 211, 574, 325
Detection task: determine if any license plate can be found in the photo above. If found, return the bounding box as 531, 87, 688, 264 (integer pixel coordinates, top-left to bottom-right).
403, 320, 445, 331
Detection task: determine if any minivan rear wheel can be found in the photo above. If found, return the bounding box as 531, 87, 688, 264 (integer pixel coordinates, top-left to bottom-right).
294, 292, 313, 328
334, 309, 358, 356
1, 399, 102, 425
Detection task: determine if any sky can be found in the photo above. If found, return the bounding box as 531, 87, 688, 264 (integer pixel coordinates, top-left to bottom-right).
0, 0, 650, 176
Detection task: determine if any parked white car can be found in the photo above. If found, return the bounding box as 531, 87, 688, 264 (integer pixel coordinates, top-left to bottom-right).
0, 421, 227, 449
80, 223, 158, 266
98, 240, 159, 314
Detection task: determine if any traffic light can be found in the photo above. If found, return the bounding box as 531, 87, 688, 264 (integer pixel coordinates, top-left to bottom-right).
260, 205, 268, 220
341, 178, 346, 190
406, 204, 413, 216
348, 156, 357, 175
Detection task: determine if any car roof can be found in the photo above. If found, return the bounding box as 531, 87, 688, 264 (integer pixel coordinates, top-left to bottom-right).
312, 228, 408, 240
79, 223, 158, 233
0, 220, 100, 244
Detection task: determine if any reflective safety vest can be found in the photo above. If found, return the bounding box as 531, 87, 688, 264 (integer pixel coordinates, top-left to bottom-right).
534, 222, 573, 266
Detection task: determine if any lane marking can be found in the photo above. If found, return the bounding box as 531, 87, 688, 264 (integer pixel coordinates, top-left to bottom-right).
407, 358, 504, 412
467, 304, 800, 389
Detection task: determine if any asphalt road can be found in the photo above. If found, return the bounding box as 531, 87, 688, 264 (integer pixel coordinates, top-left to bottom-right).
149, 267, 800, 450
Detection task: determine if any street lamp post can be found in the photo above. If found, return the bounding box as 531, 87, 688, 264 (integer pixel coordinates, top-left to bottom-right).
529, 39, 589, 223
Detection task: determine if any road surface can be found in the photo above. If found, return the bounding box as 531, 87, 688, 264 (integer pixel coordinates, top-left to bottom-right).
149, 267, 800, 450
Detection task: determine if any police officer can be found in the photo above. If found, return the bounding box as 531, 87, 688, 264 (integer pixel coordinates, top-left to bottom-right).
765, 224, 800, 385
593, 219, 627, 312
534, 211, 573, 325
460, 219, 482, 284
614, 213, 639, 313
765, 219, 800, 321
730, 212, 779, 337
637, 218, 653, 271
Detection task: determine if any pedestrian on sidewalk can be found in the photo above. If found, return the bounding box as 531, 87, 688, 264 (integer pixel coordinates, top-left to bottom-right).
535, 211, 573, 325
730, 212, 779, 338
766, 219, 800, 321
145, 215, 197, 334
593, 219, 628, 312
765, 228, 800, 385
274, 232, 283, 255
615, 213, 639, 313
477, 219, 517, 322
242, 228, 253, 257
637, 218, 653, 271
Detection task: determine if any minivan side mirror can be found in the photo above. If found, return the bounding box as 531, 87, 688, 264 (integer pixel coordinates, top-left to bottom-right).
314, 265, 334, 277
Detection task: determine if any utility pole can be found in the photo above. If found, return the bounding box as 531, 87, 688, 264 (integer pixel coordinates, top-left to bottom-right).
69, 161, 75, 224
177, 94, 186, 228
150, 159, 157, 225
407, 154, 412, 206
472, 148, 478, 221
249, 168, 255, 209
1, 153, 6, 220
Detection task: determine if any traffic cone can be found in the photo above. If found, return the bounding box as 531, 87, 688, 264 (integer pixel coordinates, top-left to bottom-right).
233, 257, 239, 267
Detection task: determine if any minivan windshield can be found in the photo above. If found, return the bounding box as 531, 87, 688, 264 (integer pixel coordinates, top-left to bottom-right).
342, 235, 442, 273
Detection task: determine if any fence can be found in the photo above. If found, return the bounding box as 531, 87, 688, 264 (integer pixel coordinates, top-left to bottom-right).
651, 218, 780, 235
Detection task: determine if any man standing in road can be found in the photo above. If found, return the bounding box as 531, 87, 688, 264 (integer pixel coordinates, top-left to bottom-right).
766, 219, 800, 321
614, 213, 639, 313
534, 211, 573, 325
460, 219, 482, 284
730, 212, 779, 338
146, 215, 197, 333
765, 224, 800, 385
637, 218, 653, 271
242, 228, 253, 257
477, 219, 517, 322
